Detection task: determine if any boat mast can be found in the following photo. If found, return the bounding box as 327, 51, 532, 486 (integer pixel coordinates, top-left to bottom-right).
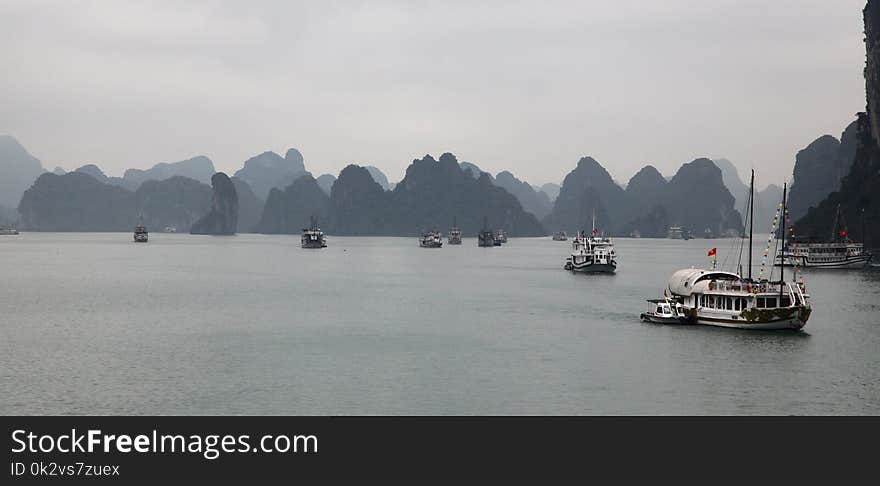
748, 170, 754, 281
780, 182, 787, 299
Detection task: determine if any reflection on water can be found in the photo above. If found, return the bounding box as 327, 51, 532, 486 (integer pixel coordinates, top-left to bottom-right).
0, 233, 878, 415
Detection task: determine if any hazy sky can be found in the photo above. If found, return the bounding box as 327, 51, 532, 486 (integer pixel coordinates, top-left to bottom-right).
0, 0, 868, 188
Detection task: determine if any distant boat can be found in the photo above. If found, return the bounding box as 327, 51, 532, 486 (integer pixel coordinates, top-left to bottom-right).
563, 212, 616, 273
478, 217, 495, 247
448, 218, 462, 245
563, 230, 617, 273
302, 216, 327, 248
775, 205, 872, 269
419, 230, 443, 248
0, 225, 19, 236
494, 229, 508, 244
552, 231, 568, 241
703, 228, 714, 239
668, 226, 692, 240
163, 226, 177, 233
134, 224, 148, 243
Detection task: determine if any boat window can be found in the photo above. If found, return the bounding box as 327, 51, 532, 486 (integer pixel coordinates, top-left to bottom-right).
726, 297, 732, 310
781, 296, 791, 307
766, 297, 777, 308
757, 297, 765, 308
656, 306, 663, 314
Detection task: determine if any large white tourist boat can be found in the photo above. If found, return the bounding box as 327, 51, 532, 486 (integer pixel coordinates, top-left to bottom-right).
302, 216, 327, 248
656, 172, 812, 331
775, 207, 872, 269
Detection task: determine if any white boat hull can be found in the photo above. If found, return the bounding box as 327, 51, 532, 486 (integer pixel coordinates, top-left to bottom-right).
776, 255, 871, 269
691, 315, 806, 331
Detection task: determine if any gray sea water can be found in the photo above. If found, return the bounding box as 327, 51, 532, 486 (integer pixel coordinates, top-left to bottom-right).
1, 233, 878, 415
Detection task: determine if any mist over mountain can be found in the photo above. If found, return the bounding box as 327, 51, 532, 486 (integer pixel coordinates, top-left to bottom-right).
233, 148, 309, 200
713, 158, 750, 212
544, 157, 742, 237
364, 166, 391, 191
74, 164, 129, 188
795, 2, 880, 246
16, 171, 226, 232
315, 174, 336, 195
494, 171, 553, 220
539, 183, 561, 202
257, 175, 329, 234
0, 135, 43, 209
136, 176, 212, 231
124, 155, 215, 188
18, 172, 133, 231
232, 177, 263, 233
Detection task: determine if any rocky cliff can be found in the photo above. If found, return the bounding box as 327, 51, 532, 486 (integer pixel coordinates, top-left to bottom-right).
257, 175, 329, 234
787, 132, 851, 221
794, 2, 880, 246
135, 176, 212, 232
662, 159, 743, 237
231, 177, 263, 233
18, 172, 218, 232
543, 156, 632, 234
233, 149, 308, 200
315, 174, 336, 195
494, 171, 553, 220
364, 166, 392, 191
190, 173, 238, 235
327, 164, 395, 235
18, 172, 135, 231
544, 157, 743, 237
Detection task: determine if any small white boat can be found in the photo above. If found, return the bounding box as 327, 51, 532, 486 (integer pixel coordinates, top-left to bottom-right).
640, 297, 688, 324
552, 231, 567, 241
0, 226, 19, 235
494, 229, 508, 244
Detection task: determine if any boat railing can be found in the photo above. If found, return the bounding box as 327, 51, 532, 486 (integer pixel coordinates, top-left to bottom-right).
706, 280, 802, 295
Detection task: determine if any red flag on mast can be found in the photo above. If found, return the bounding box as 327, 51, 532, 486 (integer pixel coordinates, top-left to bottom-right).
707, 247, 717, 257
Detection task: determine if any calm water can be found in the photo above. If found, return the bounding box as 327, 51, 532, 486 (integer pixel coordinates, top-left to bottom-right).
1, 233, 878, 415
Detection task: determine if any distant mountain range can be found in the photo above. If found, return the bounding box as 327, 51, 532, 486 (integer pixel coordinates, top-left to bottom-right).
3, 128, 863, 239
544, 156, 744, 237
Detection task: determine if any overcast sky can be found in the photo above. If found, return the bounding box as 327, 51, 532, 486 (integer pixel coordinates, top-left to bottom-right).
0, 0, 868, 188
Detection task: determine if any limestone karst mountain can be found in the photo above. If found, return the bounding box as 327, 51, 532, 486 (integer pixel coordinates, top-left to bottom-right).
257, 175, 329, 234
190, 173, 238, 235
233, 148, 309, 200
795, 1, 880, 246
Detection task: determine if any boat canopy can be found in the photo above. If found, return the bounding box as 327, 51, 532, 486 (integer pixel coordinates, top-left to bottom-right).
667, 269, 740, 296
